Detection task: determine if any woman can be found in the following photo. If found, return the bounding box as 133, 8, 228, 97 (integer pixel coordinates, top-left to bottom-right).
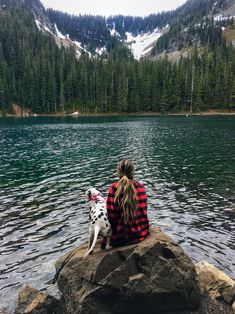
106, 159, 150, 247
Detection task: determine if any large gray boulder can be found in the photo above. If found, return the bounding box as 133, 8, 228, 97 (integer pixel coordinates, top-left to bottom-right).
196, 261, 235, 305
55, 227, 202, 314
15, 285, 61, 314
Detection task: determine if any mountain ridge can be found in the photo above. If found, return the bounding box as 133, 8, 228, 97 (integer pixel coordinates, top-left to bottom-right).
1, 0, 235, 59
48, 0, 235, 54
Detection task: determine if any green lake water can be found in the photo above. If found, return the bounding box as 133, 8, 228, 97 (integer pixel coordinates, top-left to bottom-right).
0, 116, 234, 312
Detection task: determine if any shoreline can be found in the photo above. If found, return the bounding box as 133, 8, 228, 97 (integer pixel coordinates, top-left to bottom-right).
1, 110, 235, 117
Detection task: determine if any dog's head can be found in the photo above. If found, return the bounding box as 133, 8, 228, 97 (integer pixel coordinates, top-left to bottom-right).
85, 188, 102, 201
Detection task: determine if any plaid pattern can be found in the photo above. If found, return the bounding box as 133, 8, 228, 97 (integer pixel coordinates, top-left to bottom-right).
106, 180, 150, 247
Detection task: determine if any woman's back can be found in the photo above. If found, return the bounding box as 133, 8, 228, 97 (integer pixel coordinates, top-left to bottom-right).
106, 162, 150, 247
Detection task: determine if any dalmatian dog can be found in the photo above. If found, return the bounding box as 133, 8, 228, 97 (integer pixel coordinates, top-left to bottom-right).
84, 188, 112, 257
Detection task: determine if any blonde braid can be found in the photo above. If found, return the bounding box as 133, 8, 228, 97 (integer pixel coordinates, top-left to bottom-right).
114, 160, 136, 223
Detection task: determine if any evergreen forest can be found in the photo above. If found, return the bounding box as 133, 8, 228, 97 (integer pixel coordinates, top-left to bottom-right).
0, 5, 235, 115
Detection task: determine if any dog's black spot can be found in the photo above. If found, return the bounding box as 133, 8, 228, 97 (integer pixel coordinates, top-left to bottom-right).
98, 213, 104, 218
104, 217, 107, 221
95, 218, 98, 221
106, 223, 109, 228
92, 221, 95, 224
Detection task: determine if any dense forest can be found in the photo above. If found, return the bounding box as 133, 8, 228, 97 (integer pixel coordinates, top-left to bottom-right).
47, 9, 176, 44
47, 10, 111, 53
0, 3, 235, 115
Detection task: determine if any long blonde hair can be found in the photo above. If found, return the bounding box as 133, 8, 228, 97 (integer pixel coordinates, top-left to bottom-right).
114, 160, 136, 223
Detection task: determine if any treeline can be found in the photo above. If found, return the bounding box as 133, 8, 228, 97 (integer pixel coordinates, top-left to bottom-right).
0, 8, 235, 115
74, 46, 235, 113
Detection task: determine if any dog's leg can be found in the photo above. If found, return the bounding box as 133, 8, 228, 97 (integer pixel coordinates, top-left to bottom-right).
84, 226, 100, 257
88, 225, 94, 250
105, 237, 111, 249
88, 233, 93, 250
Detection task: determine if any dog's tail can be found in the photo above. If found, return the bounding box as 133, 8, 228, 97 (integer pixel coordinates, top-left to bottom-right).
84, 226, 100, 257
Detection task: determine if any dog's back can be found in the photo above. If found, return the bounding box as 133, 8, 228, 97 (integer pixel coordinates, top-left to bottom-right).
85, 188, 111, 257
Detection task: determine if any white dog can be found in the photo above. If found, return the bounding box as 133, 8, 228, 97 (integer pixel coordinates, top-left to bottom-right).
85, 188, 112, 257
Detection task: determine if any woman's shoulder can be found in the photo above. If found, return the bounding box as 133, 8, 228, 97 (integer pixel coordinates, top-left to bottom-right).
109, 180, 146, 190
110, 181, 119, 190
133, 179, 146, 189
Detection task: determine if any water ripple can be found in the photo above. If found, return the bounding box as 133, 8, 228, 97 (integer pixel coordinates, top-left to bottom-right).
0, 116, 234, 313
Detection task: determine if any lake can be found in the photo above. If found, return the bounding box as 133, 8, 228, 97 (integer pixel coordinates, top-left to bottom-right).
0, 116, 234, 312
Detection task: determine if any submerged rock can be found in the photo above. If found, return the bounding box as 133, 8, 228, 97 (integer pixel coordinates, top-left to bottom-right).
55, 226, 201, 314
15, 285, 61, 314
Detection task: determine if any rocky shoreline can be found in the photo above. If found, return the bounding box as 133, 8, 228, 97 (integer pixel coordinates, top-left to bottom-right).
5, 227, 235, 314
1, 109, 235, 118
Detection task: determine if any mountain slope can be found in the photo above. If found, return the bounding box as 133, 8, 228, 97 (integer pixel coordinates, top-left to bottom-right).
2, 0, 234, 59
0, 0, 235, 115
0, 0, 53, 31
150, 0, 235, 59
45, 0, 235, 59
0, 5, 81, 113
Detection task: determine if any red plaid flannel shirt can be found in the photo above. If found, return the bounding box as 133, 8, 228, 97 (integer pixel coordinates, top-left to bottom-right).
106, 179, 150, 247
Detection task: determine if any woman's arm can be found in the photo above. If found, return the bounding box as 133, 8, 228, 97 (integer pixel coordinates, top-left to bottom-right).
106, 184, 120, 229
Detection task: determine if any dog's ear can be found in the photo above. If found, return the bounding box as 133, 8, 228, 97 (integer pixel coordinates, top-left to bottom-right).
85, 189, 92, 201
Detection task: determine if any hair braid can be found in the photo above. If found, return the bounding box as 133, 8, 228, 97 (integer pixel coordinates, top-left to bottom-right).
114, 160, 136, 223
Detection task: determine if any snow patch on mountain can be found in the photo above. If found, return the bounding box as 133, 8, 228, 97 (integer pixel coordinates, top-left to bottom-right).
54, 23, 65, 39
214, 14, 227, 21
213, 13, 235, 22
126, 27, 167, 60
0, 4, 6, 10
35, 19, 92, 58
35, 19, 53, 35
96, 47, 106, 56
73, 41, 92, 57
109, 23, 120, 37
110, 28, 120, 37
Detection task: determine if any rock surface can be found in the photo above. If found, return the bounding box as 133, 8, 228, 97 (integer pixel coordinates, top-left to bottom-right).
15, 285, 61, 314
56, 226, 201, 314
196, 261, 235, 305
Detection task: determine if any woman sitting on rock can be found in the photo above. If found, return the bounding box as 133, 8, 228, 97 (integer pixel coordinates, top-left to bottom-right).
104, 159, 150, 248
